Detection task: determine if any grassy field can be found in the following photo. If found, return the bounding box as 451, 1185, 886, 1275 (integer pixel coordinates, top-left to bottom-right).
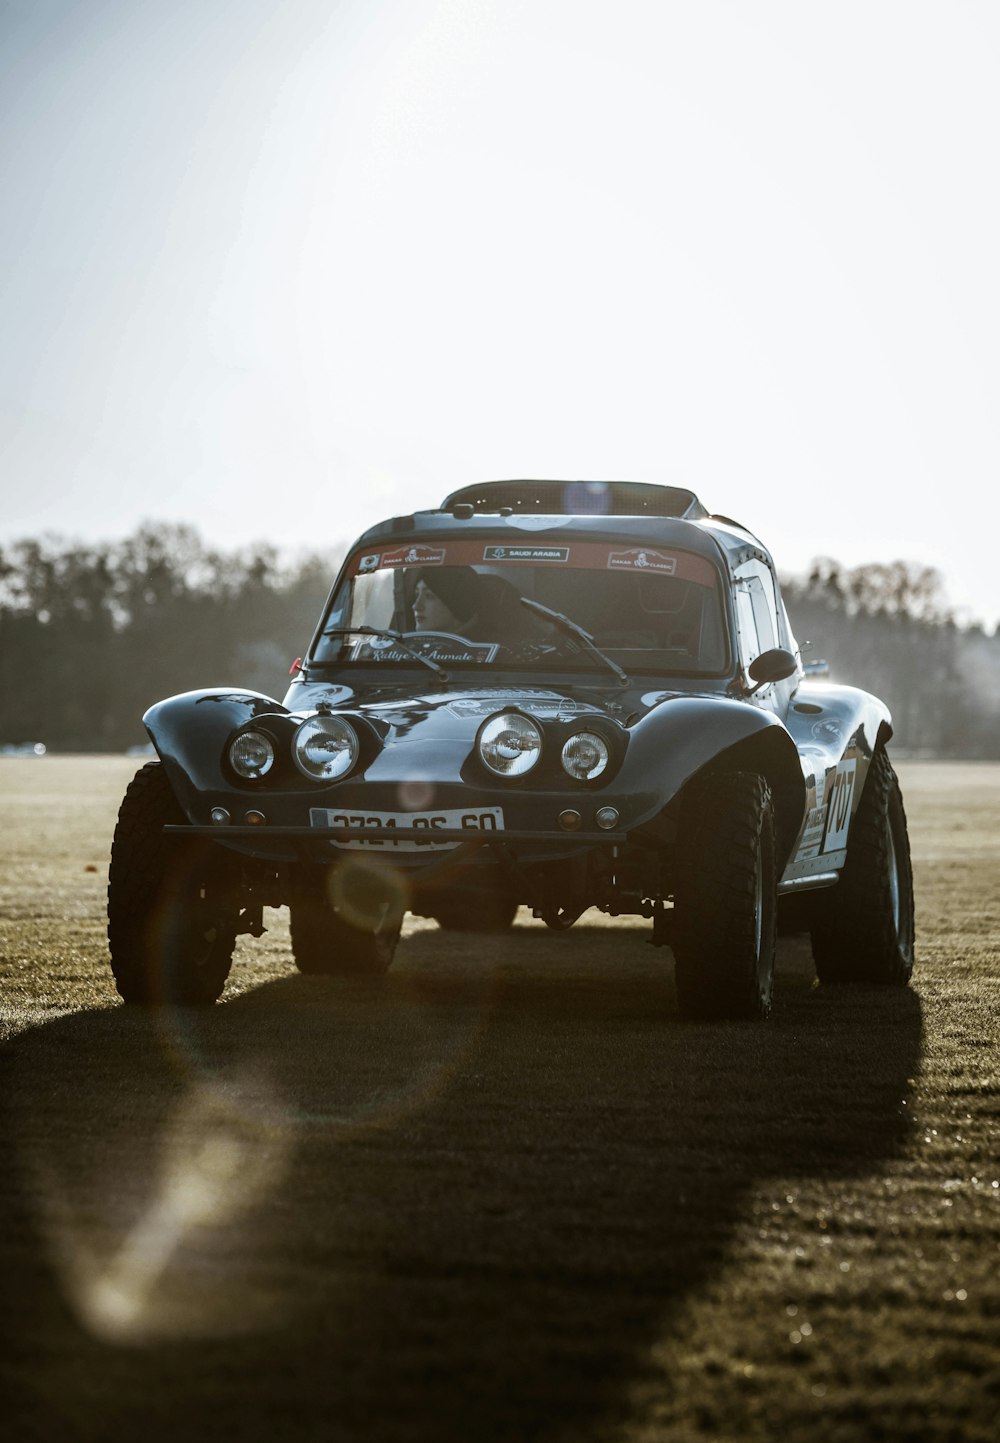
0, 757, 997, 1442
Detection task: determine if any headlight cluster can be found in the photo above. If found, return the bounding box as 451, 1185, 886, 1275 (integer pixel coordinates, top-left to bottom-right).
476, 712, 612, 782
228, 709, 616, 787
227, 715, 361, 783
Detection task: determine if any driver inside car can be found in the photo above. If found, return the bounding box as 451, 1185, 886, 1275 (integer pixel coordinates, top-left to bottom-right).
411, 567, 483, 635
411, 566, 554, 653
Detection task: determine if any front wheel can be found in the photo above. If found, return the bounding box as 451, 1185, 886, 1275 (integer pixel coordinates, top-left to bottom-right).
107, 762, 239, 1005
810, 750, 914, 985
672, 772, 777, 1021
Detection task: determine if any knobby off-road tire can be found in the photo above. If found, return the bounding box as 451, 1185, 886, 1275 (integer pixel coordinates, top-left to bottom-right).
672, 772, 777, 1021
810, 749, 914, 985
107, 762, 239, 1005
289, 872, 403, 976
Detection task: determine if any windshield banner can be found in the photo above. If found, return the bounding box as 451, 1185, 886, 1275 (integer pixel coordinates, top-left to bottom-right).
348, 541, 717, 587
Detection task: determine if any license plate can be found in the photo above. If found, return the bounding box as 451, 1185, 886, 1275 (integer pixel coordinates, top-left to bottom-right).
309, 806, 505, 850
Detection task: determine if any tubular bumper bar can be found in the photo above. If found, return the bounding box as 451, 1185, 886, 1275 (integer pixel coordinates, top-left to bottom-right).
163, 824, 630, 844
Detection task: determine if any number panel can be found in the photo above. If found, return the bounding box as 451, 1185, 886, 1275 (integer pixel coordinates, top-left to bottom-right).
309, 806, 504, 849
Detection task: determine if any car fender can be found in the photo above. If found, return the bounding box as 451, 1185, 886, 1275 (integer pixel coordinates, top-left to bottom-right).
621, 696, 805, 868
143, 688, 287, 819
780, 682, 893, 881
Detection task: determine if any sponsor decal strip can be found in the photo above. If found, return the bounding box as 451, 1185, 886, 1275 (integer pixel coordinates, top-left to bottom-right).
794, 805, 827, 861
347, 541, 717, 584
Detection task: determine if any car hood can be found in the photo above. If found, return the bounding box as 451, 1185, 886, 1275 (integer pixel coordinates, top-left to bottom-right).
285, 677, 717, 732
281, 680, 733, 785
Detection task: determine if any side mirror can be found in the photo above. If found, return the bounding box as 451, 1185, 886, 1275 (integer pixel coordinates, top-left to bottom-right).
747, 647, 798, 692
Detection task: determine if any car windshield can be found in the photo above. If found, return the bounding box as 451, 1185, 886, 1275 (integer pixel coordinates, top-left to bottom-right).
311, 538, 728, 677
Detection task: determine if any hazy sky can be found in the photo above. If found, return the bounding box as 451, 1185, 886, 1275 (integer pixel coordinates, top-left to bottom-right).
2, 0, 998, 626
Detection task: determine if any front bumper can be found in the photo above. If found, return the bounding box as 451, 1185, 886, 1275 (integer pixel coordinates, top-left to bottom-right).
163, 822, 632, 868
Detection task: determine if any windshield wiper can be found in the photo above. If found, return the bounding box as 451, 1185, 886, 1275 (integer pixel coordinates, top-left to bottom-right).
319, 627, 450, 682
519, 598, 631, 686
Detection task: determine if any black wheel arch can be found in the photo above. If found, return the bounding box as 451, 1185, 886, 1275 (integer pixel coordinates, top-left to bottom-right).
665, 726, 805, 874
143, 687, 287, 818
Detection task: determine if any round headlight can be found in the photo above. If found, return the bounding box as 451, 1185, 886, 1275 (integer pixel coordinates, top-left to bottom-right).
561, 731, 610, 781
478, 712, 543, 778
293, 715, 359, 781
228, 730, 275, 779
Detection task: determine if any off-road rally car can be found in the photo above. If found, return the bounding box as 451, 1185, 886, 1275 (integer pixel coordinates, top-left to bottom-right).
108, 480, 914, 1018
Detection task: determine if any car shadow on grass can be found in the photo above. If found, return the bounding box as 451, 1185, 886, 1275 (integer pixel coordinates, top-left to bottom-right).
0, 931, 921, 1443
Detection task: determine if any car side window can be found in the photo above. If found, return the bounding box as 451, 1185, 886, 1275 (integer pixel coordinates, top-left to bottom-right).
734, 584, 761, 669
749, 579, 777, 653
734, 560, 781, 673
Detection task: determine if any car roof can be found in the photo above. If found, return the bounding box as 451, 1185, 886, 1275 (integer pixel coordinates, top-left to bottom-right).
351, 480, 776, 577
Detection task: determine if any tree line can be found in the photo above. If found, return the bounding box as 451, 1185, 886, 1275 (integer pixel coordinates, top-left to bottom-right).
0, 528, 997, 756
0, 525, 335, 752
781, 559, 1000, 757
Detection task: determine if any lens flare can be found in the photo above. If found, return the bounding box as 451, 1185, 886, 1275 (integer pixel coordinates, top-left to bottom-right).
326, 856, 409, 934
61, 1083, 290, 1343
397, 777, 435, 810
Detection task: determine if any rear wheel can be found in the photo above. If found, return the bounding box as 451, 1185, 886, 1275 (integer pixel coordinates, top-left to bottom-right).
430, 891, 518, 933
810, 749, 914, 985
290, 868, 403, 976
107, 762, 238, 1005
672, 772, 777, 1021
